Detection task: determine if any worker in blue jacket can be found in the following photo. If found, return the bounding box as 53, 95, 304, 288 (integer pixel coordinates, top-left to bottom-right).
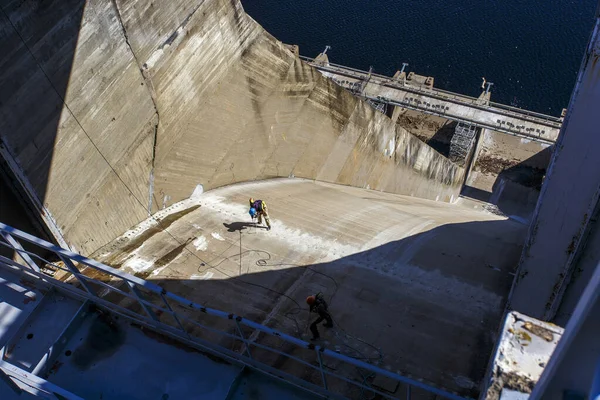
249, 198, 271, 230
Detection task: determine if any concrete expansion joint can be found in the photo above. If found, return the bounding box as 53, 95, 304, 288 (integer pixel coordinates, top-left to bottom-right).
109, 0, 161, 213
109, 0, 160, 118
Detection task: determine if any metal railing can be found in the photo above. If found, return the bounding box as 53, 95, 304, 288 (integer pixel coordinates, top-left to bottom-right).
0, 222, 469, 400
0, 360, 84, 399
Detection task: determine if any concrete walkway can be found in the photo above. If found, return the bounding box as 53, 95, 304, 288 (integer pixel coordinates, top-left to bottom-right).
93, 179, 526, 396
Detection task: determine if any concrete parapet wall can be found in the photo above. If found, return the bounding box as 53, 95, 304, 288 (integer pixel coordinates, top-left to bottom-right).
0, 0, 463, 255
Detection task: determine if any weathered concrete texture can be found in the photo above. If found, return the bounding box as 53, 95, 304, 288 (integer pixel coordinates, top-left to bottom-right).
143, 13, 464, 206
1, 0, 462, 256
392, 109, 553, 221
92, 179, 526, 396
0, 0, 156, 255
509, 19, 600, 322
530, 246, 600, 398
483, 312, 563, 400
465, 130, 553, 221
395, 109, 456, 156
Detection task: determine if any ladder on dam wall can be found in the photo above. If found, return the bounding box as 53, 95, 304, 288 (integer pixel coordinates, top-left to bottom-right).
449, 123, 478, 167
0, 223, 469, 400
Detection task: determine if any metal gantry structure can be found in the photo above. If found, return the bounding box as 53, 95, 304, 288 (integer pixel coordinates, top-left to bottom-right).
300, 55, 561, 144
0, 222, 469, 400
449, 123, 478, 167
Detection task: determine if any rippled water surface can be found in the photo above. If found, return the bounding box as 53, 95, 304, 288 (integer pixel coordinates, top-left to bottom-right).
242, 0, 597, 115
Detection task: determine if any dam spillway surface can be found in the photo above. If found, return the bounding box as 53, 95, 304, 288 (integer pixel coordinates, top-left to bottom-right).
91, 179, 526, 395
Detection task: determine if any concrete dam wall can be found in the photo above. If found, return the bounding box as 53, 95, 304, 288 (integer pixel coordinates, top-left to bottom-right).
0, 0, 463, 255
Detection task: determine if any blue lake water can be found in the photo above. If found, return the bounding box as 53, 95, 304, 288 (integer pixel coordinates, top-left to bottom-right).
241, 0, 598, 115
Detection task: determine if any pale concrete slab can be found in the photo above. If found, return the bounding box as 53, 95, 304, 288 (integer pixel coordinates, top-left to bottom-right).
47, 311, 243, 400
93, 179, 526, 397
483, 311, 563, 400
0, 269, 47, 349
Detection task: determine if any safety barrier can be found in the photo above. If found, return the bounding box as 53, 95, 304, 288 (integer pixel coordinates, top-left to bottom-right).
0, 360, 83, 399
0, 222, 469, 400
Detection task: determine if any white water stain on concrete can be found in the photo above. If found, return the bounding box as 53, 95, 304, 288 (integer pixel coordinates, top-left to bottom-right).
200, 192, 358, 261
193, 236, 208, 251
211, 232, 225, 241
191, 271, 214, 280
152, 265, 169, 276
123, 257, 153, 273
110, 197, 202, 243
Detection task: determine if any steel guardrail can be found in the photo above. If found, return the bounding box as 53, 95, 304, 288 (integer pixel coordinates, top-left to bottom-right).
0, 222, 469, 400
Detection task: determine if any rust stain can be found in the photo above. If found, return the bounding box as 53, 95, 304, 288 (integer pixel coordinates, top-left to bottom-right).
566, 237, 577, 254
89, 205, 201, 271
23, 294, 37, 304
48, 361, 63, 375
523, 321, 554, 342
515, 330, 532, 342
5, 343, 16, 357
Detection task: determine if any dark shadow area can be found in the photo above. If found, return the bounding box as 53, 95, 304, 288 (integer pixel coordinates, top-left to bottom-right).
0, 0, 85, 233
48, 217, 528, 398
396, 113, 457, 157
496, 146, 552, 191
223, 221, 268, 232
462, 146, 554, 220
426, 120, 457, 157
0, 170, 54, 261
462, 185, 493, 203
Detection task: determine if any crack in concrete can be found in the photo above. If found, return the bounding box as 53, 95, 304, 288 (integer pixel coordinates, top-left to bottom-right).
109, 0, 160, 215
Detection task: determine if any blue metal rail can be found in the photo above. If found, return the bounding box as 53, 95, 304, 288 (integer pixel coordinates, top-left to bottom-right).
0, 222, 470, 400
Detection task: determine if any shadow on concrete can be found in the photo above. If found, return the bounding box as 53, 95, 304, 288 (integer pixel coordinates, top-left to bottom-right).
223, 221, 268, 232
462, 146, 553, 220
0, 173, 54, 261
68, 217, 525, 398
496, 146, 552, 191
0, 1, 86, 250
425, 120, 457, 157
0, 3, 524, 396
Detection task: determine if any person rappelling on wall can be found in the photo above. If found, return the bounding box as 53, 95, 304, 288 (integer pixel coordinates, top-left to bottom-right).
306, 293, 333, 341
249, 198, 271, 230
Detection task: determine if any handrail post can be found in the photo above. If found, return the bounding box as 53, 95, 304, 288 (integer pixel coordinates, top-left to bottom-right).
234, 319, 252, 359
159, 293, 189, 337
0, 222, 471, 400
316, 349, 328, 390
0, 232, 39, 272
126, 282, 159, 322
57, 254, 95, 296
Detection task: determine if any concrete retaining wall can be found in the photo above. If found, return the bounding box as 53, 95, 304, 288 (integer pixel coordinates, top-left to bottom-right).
509, 20, 600, 322
0, 0, 155, 254
465, 130, 552, 220
151, 35, 463, 205
0, 0, 463, 255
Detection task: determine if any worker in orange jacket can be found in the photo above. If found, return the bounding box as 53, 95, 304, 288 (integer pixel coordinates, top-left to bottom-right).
306, 293, 333, 340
